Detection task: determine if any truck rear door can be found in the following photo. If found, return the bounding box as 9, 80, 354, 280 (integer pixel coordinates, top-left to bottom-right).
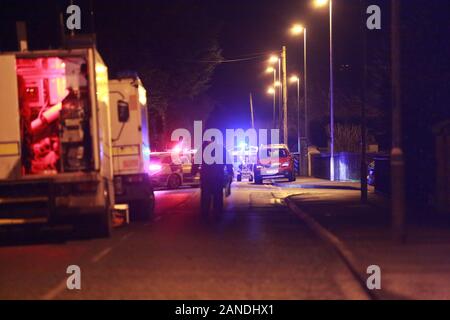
0, 55, 21, 180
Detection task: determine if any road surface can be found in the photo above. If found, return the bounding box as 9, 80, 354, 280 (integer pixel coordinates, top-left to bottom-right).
0, 181, 367, 299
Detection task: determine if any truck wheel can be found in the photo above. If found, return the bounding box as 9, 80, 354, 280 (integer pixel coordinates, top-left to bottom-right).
129, 194, 155, 222
167, 174, 181, 189
249, 175, 254, 182
254, 176, 263, 185
92, 209, 112, 238
236, 174, 242, 182
75, 208, 111, 239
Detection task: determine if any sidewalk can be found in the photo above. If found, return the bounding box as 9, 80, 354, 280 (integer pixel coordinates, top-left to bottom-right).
284, 178, 450, 300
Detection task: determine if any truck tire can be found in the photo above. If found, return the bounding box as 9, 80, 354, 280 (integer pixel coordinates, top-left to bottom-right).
237, 174, 242, 182
91, 209, 112, 238
129, 194, 155, 222
74, 181, 112, 239
74, 208, 111, 239
254, 176, 263, 185
167, 174, 182, 189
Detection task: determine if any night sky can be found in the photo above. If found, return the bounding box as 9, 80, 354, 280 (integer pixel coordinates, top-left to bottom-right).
0, 0, 384, 129
0, 1, 448, 150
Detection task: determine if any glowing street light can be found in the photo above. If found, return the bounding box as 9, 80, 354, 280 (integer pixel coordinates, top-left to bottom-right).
266, 66, 275, 74
289, 75, 300, 83
267, 87, 275, 95
290, 24, 304, 36
313, 0, 329, 8
274, 80, 282, 87
268, 55, 278, 64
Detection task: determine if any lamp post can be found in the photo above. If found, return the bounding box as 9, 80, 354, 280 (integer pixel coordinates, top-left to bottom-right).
290, 75, 301, 157
290, 23, 309, 176
266, 66, 277, 128
314, 0, 335, 181
268, 55, 282, 130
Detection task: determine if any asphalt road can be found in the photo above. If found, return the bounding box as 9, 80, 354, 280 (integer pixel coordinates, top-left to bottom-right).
0, 181, 367, 299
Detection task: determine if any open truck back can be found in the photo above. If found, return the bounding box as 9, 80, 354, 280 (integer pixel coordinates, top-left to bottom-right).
0, 47, 114, 237
109, 77, 154, 221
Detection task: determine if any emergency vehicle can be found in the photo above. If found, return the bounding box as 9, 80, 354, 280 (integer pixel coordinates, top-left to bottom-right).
148, 151, 200, 189
109, 77, 155, 221
0, 47, 114, 237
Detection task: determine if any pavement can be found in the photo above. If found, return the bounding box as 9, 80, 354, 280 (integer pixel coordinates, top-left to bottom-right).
283, 178, 450, 300
0, 181, 368, 300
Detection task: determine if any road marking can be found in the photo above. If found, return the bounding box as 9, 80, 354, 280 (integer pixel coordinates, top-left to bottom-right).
120, 232, 134, 241
90, 247, 112, 263
41, 245, 114, 300
41, 279, 69, 300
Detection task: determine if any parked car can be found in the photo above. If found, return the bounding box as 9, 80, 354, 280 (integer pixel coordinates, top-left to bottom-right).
254, 144, 295, 184
148, 152, 200, 189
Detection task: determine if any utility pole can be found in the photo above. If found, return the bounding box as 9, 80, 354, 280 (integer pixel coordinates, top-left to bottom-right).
303, 29, 308, 143
272, 69, 277, 129
391, 0, 406, 243
360, 0, 368, 202
303, 28, 309, 177
278, 58, 282, 131
282, 46, 288, 145
329, 0, 335, 181
249, 93, 255, 129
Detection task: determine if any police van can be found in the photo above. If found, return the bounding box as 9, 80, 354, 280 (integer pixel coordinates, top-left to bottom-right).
148, 151, 200, 189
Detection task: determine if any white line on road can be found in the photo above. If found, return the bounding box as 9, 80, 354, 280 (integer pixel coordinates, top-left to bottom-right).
120, 232, 134, 241
90, 247, 112, 263
41, 279, 68, 300
41, 246, 114, 299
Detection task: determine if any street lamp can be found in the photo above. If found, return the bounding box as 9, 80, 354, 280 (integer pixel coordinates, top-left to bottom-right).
314, 0, 335, 181
268, 55, 278, 65
289, 75, 301, 158
267, 86, 275, 95
313, 0, 329, 8
266, 66, 277, 128
269, 55, 283, 130
290, 24, 308, 141
290, 23, 309, 176
290, 24, 304, 36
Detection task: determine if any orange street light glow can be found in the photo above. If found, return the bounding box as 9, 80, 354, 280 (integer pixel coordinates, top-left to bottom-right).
290, 75, 300, 83
268, 55, 278, 64
290, 24, 304, 35
267, 87, 275, 95
266, 66, 275, 73
314, 0, 329, 8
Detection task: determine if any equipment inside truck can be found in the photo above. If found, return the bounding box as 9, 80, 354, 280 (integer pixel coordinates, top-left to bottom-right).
16, 56, 93, 175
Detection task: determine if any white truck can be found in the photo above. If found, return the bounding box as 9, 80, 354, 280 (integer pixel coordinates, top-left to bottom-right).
0, 47, 114, 237
109, 77, 155, 221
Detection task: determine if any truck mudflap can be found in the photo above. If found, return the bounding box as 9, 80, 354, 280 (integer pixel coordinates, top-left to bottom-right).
0, 179, 55, 225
